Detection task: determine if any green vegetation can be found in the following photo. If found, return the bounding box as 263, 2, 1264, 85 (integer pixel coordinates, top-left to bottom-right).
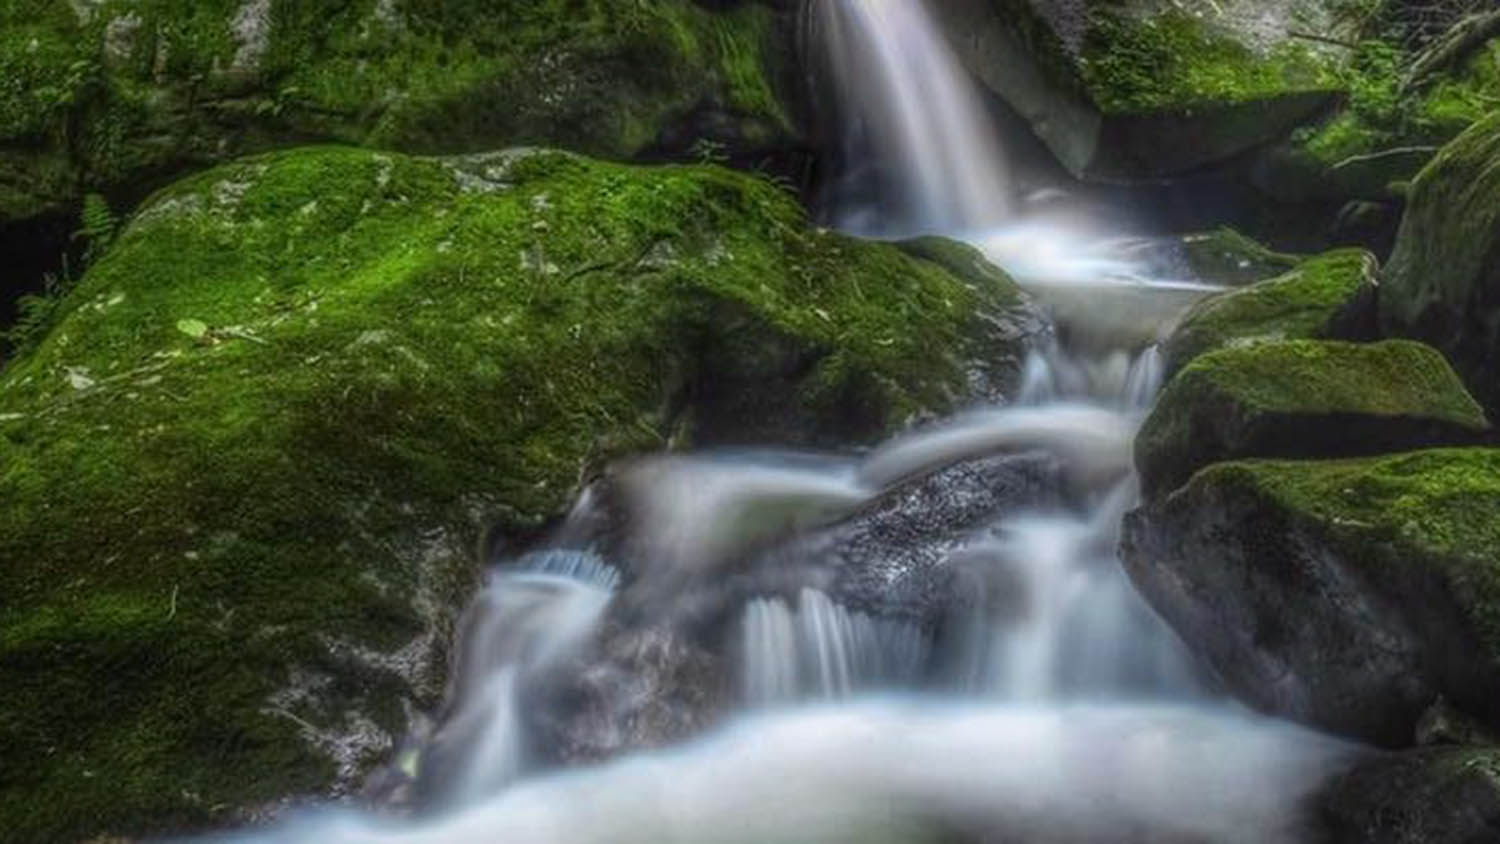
1200, 448, 1500, 644
0, 145, 1028, 840
1382, 111, 1500, 411
1077, 8, 1335, 113
1178, 227, 1302, 288
1137, 339, 1489, 495
1165, 249, 1377, 373
0, 0, 796, 224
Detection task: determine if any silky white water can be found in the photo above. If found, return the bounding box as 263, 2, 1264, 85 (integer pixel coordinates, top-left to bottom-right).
206, 1, 1363, 841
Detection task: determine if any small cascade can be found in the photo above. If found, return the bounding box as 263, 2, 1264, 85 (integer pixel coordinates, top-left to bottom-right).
739, 588, 928, 705
416, 551, 617, 806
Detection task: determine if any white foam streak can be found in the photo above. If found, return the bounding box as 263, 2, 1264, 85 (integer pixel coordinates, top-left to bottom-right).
230, 702, 1358, 844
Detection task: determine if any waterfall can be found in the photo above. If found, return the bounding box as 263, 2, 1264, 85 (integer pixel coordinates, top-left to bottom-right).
205, 2, 1366, 841
816, 0, 1011, 234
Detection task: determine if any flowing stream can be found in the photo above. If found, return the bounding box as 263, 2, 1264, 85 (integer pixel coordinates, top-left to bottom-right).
215, 1, 1364, 841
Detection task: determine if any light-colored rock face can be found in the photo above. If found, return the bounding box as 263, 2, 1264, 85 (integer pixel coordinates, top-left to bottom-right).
230, 0, 273, 74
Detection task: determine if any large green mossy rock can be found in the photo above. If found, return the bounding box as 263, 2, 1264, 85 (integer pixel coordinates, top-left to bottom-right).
1135, 339, 1489, 498
930, 0, 1341, 180
1123, 449, 1500, 746
1176, 227, 1301, 288
1318, 747, 1500, 843
1381, 113, 1500, 413
0, 0, 799, 223
0, 146, 1034, 840
1163, 249, 1378, 375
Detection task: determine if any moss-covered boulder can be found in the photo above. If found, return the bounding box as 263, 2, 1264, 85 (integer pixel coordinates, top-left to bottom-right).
1163, 249, 1378, 375
1177, 227, 1301, 288
1381, 112, 1500, 414
929, 0, 1341, 180
1135, 339, 1489, 498
0, 145, 1036, 841
1123, 449, 1500, 745
1318, 747, 1500, 843
0, 0, 802, 225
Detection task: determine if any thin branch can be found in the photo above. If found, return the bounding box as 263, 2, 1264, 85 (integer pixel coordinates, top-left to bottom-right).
1329, 145, 1440, 171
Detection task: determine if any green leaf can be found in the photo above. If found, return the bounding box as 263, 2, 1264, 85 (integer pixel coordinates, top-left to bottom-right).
176, 319, 209, 339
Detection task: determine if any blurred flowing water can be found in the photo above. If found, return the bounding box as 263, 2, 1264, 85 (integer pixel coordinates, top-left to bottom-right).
208, 1, 1365, 841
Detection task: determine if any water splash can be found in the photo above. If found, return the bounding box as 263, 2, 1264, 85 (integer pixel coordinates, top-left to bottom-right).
739, 588, 928, 705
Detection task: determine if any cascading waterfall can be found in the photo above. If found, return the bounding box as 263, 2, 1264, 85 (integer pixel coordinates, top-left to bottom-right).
210, 1, 1367, 841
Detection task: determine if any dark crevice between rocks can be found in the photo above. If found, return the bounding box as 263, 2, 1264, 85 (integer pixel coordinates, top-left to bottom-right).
0, 210, 83, 362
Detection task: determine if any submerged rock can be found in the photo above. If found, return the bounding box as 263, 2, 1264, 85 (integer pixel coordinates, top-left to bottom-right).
1163, 249, 1379, 375
0, 145, 1035, 841
1135, 339, 1489, 498
1123, 449, 1500, 746
1317, 747, 1500, 843
1381, 113, 1500, 414
1176, 228, 1302, 289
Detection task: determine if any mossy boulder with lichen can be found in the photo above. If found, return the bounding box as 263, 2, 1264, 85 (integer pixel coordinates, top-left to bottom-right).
0, 0, 800, 225
1124, 448, 1500, 746
929, 0, 1342, 179
1163, 248, 1378, 375
1381, 112, 1500, 414
0, 145, 1035, 841
1136, 339, 1489, 498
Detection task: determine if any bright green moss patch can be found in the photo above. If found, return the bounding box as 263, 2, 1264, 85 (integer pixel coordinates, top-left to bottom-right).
1173, 340, 1486, 422
1165, 249, 1377, 373
1137, 339, 1489, 496
0, 145, 1028, 840
1078, 8, 1335, 113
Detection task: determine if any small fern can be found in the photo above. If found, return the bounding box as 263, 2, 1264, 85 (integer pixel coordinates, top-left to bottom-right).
76, 193, 118, 267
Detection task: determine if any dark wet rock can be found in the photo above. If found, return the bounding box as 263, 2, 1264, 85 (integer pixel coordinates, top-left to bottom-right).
1136, 339, 1489, 499
1317, 747, 1500, 843
1123, 449, 1500, 746
1381, 113, 1500, 414
759, 452, 1068, 630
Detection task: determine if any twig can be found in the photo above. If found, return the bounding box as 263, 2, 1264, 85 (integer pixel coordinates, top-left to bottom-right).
1286, 30, 1360, 49
1329, 145, 1440, 171
166, 584, 179, 621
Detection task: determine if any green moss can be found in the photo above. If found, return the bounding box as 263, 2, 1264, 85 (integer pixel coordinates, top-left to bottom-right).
1137, 339, 1489, 496
1201, 448, 1500, 644
1176, 339, 1485, 422
0, 0, 797, 224
1078, 8, 1335, 114
1298, 37, 1500, 170
1382, 111, 1500, 411
0, 145, 1025, 840
1165, 249, 1376, 372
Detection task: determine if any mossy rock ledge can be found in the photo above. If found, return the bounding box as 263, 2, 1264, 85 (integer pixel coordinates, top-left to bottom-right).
1162, 248, 1378, 376
1381, 113, 1500, 415
0, 0, 803, 225
927, 0, 1342, 180
1135, 339, 1489, 499
1123, 448, 1500, 746
0, 145, 1038, 841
